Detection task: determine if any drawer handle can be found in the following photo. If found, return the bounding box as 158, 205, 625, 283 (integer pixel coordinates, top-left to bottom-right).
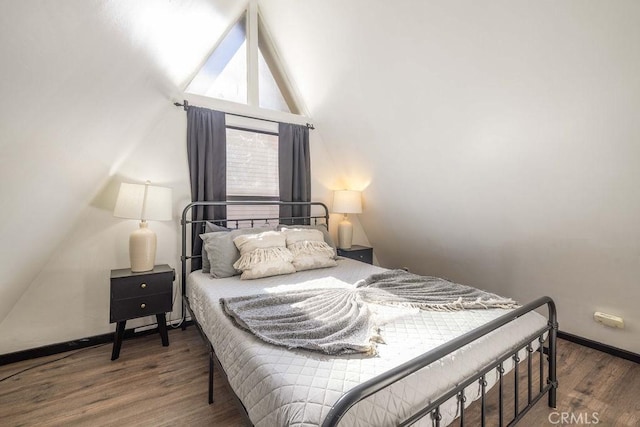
141, 283, 147, 289
140, 303, 146, 309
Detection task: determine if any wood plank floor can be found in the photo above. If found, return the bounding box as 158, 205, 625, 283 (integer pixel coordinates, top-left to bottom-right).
1, 328, 638, 426
463, 340, 639, 426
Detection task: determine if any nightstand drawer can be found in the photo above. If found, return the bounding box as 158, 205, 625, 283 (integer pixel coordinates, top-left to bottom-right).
350, 251, 373, 264
337, 245, 373, 264
111, 271, 173, 299
110, 293, 172, 323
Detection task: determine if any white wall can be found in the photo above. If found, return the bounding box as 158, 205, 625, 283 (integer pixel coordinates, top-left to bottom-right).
0, 1, 370, 354
3, 0, 637, 356
0, 0, 239, 353
262, 0, 640, 353
0, 97, 371, 355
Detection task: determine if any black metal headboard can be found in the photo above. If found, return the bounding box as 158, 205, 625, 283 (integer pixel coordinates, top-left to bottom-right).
180, 200, 330, 319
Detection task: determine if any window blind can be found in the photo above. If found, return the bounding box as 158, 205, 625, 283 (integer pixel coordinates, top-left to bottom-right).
226, 127, 279, 222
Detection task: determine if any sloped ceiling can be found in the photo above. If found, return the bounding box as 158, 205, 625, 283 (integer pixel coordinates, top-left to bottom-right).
0, 0, 638, 355
260, 0, 640, 352
0, 0, 357, 353
0, 0, 243, 324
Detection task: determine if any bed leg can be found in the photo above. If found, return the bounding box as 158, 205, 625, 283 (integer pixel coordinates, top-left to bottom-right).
181, 301, 188, 331
209, 350, 215, 404
547, 320, 558, 408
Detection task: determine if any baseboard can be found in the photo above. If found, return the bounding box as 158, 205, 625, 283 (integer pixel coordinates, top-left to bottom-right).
0, 320, 193, 366
558, 331, 639, 364
3, 325, 636, 366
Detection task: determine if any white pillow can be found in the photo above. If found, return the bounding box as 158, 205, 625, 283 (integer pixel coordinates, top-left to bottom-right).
232, 231, 295, 280
290, 253, 338, 272
284, 228, 323, 245
278, 224, 337, 256
284, 229, 337, 272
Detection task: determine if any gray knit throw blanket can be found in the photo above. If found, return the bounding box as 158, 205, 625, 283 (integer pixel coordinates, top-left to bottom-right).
221, 270, 517, 355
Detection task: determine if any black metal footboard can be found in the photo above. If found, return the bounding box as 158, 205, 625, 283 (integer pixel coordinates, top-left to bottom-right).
321, 297, 558, 427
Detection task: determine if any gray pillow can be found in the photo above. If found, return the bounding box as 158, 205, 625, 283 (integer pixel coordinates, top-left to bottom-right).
277, 224, 337, 257
200, 226, 275, 278
201, 222, 231, 274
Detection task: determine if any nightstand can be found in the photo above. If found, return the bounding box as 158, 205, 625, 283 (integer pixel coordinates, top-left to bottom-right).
337, 245, 373, 264
110, 264, 174, 360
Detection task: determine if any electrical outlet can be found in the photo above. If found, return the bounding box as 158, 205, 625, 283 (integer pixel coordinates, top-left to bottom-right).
593, 312, 624, 329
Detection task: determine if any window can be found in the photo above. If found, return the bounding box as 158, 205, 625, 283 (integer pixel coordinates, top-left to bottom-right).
185, 5, 300, 114
226, 128, 278, 198
225, 119, 280, 225
186, 13, 248, 104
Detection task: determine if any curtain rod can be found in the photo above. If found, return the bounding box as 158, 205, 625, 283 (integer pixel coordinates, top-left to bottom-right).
173, 100, 315, 130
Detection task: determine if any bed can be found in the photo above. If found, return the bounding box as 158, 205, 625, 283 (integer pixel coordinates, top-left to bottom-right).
180, 201, 558, 427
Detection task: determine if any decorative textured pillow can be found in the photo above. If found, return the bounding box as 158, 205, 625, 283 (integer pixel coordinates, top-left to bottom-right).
278, 224, 337, 258
284, 229, 338, 272
200, 226, 274, 278
201, 222, 230, 274
232, 231, 295, 280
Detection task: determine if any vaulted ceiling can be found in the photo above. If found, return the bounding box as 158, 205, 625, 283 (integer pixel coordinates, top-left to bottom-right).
260, 0, 640, 352
0, 0, 245, 329
1, 1, 638, 354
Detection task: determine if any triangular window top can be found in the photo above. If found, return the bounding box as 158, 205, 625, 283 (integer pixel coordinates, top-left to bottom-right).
185, 6, 299, 114
186, 12, 247, 104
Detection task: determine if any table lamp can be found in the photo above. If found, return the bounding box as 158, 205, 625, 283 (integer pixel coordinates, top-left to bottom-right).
332, 190, 362, 250
114, 181, 172, 272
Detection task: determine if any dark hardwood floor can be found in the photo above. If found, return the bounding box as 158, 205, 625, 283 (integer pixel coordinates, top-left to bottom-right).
1, 328, 637, 426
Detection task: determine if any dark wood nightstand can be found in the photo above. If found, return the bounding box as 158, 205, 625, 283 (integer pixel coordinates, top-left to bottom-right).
110, 264, 174, 360
337, 245, 373, 264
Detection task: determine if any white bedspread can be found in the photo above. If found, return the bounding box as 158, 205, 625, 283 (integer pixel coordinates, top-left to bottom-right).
187, 258, 547, 426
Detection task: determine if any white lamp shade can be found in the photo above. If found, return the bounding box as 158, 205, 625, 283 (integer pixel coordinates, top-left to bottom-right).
114, 182, 172, 221
332, 190, 362, 214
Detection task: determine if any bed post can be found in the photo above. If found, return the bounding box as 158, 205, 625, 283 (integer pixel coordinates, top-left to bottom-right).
209, 343, 215, 404
181, 207, 188, 331
547, 300, 559, 408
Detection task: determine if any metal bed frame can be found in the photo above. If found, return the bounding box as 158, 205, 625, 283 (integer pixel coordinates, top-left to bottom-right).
180, 201, 558, 427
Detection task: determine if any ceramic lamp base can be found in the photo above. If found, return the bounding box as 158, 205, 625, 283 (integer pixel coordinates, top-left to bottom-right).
130, 221, 156, 272
338, 216, 353, 249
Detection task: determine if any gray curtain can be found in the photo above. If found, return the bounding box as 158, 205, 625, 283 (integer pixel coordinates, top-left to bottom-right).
187, 106, 227, 271
278, 123, 310, 224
